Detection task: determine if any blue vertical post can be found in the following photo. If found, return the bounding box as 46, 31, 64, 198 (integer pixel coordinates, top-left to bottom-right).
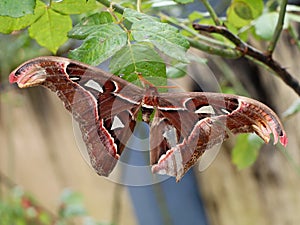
120, 123, 209, 225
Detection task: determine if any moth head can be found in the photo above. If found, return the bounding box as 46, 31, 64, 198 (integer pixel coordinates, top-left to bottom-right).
9, 57, 69, 88
9, 59, 49, 88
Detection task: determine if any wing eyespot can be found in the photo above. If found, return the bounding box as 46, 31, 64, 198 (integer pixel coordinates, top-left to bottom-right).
84, 79, 104, 93
69, 76, 81, 82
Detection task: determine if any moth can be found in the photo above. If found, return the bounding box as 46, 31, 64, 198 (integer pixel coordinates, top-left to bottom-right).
9, 57, 288, 181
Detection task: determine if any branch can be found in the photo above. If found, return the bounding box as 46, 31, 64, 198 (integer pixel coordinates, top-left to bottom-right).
159, 13, 241, 58
267, 0, 288, 55
193, 24, 300, 96
188, 37, 241, 58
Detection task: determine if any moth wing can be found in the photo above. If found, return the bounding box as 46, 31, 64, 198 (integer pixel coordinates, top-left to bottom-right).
9, 57, 145, 177
151, 92, 287, 181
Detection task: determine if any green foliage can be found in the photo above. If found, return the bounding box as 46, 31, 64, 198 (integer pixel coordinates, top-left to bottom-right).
28, 8, 72, 53
254, 12, 278, 40
68, 8, 188, 82
232, 134, 264, 169
123, 8, 157, 23
0, 187, 51, 225
130, 19, 190, 62
69, 21, 127, 66
0, 187, 110, 225
166, 63, 187, 79
174, 0, 194, 4
0, 0, 35, 17
0, 0, 97, 53
109, 43, 166, 83
51, 0, 97, 14
225, 0, 300, 41
227, 0, 264, 28
0, 1, 44, 34
68, 12, 114, 39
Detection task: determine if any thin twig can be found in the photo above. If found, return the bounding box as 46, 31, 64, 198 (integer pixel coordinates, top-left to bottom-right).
199, 0, 221, 26
137, 0, 142, 12
193, 24, 300, 96
188, 37, 242, 58
159, 13, 241, 58
96, 0, 125, 14
267, 0, 288, 55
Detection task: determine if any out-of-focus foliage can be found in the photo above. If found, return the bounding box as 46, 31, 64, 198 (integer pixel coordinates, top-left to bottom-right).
0, 187, 111, 225
232, 134, 264, 170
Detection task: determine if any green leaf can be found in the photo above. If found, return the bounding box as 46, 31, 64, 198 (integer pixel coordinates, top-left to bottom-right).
227, 0, 263, 28
109, 43, 166, 84
28, 8, 72, 53
188, 11, 204, 22
131, 20, 190, 63
254, 12, 279, 40
167, 53, 206, 79
68, 12, 114, 39
123, 8, 157, 24
0, 0, 45, 34
232, 133, 264, 169
167, 63, 187, 78
234, 2, 253, 20
69, 24, 127, 65
174, 0, 194, 4
0, 0, 35, 17
38, 211, 51, 224
51, 0, 97, 14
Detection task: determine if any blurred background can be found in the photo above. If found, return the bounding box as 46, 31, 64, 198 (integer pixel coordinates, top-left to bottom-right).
1, 1, 300, 225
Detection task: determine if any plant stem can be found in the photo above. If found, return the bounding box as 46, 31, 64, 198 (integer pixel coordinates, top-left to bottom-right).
188, 37, 241, 58
96, 0, 125, 14
159, 13, 241, 58
267, 0, 288, 55
199, 0, 221, 25
137, 0, 142, 12
193, 24, 300, 96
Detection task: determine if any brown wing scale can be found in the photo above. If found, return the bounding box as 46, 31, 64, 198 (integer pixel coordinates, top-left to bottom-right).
9, 57, 288, 181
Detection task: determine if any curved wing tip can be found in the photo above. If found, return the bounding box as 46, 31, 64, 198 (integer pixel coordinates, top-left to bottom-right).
9, 73, 18, 83
279, 133, 288, 147
152, 165, 183, 182
272, 129, 288, 147
151, 165, 164, 174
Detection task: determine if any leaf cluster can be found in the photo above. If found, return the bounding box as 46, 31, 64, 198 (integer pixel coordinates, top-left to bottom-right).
68, 8, 190, 83
225, 0, 300, 41
0, 0, 98, 53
